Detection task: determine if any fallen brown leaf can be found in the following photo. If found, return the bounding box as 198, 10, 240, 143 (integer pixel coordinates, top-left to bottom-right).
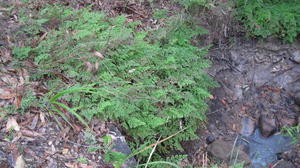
15, 155, 26, 168
40, 112, 46, 124
65, 162, 78, 168
79, 163, 94, 168
94, 62, 99, 71
94, 51, 104, 59
29, 115, 39, 129
85, 61, 93, 73
21, 129, 42, 137
62, 148, 69, 155
14, 95, 22, 108
0, 88, 16, 99
0, 48, 12, 63
73, 124, 83, 132
6, 117, 20, 132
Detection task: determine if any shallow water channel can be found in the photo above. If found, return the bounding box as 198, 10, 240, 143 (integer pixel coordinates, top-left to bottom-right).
239, 129, 293, 168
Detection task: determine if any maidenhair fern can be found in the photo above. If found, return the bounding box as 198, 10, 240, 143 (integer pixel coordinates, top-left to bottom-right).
235, 0, 300, 42
14, 5, 216, 162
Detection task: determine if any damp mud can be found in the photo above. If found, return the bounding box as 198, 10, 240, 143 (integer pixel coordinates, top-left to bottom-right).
200, 38, 300, 167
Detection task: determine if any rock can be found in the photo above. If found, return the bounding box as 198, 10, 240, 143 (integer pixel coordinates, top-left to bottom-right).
206, 135, 215, 144
207, 140, 251, 165
273, 160, 295, 168
107, 126, 137, 168
290, 50, 300, 63
258, 114, 277, 138
207, 139, 232, 160
240, 117, 256, 136
253, 65, 273, 87
233, 85, 243, 101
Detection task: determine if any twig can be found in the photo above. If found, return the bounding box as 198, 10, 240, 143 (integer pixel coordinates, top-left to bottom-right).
271, 160, 282, 168
131, 127, 188, 157
145, 136, 161, 168
229, 136, 238, 164
125, 6, 146, 18
37, 32, 48, 43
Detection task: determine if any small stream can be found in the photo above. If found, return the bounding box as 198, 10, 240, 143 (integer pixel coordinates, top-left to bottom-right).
239, 129, 293, 168
239, 117, 295, 167
205, 39, 299, 167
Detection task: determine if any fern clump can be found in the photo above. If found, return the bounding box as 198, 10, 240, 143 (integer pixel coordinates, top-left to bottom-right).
235, 0, 300, 42
15, 5, 216, 160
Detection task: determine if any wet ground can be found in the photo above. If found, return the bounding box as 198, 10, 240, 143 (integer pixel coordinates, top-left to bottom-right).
202, 38, 300, 167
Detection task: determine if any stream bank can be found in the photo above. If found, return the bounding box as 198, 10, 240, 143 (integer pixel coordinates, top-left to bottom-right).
199, 38, 300, 167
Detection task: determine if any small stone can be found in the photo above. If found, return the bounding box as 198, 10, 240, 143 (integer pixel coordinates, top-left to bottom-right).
290, 50, 300, 63
258, 114, 277, 138
207, 140, 251, 165
207, 139, 232, 160
108, 125, 137, 168
206, 135, 215, 144
240, 117, 256, 136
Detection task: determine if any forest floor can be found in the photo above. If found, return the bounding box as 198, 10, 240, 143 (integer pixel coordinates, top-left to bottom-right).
0, 0, 299, 168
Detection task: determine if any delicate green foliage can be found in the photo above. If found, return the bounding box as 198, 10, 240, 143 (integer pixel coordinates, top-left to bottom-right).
5, 128, 15, 141
230, 162, 244, 168
175, 0, 213, 9
49, 87, 96, 129
15, 4, 216, 162
20, 90, 38, 110
104, 151, 127, 168
76, 157, 88, 164
153, 9, 168, 19
137, 161, 180, 168
12, 47, 32, 60
165, 154, 187, 166
281, 125, 300, 143
103, 135, 113, 146
87, 146, 101, 152
235, 0, 300, 42
84, 131, 97, 145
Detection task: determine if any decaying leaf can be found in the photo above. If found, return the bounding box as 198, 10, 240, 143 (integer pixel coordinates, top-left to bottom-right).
15, 155, 26, 168
14, 95, 23, 108
94, 51, 104, 59
0, 88, 16, 99
94, 62, 99, 71
62, 148, 69, 155
65, 162, 78, 168
85, 61, 93, 73
6, 117, 20, 132
78, 163, 94, 168
18, 68, 29, 85
29, 115, 39, 129
21, 129, 42, 137
40, 112, 46, 123
0, 48, 12, 63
